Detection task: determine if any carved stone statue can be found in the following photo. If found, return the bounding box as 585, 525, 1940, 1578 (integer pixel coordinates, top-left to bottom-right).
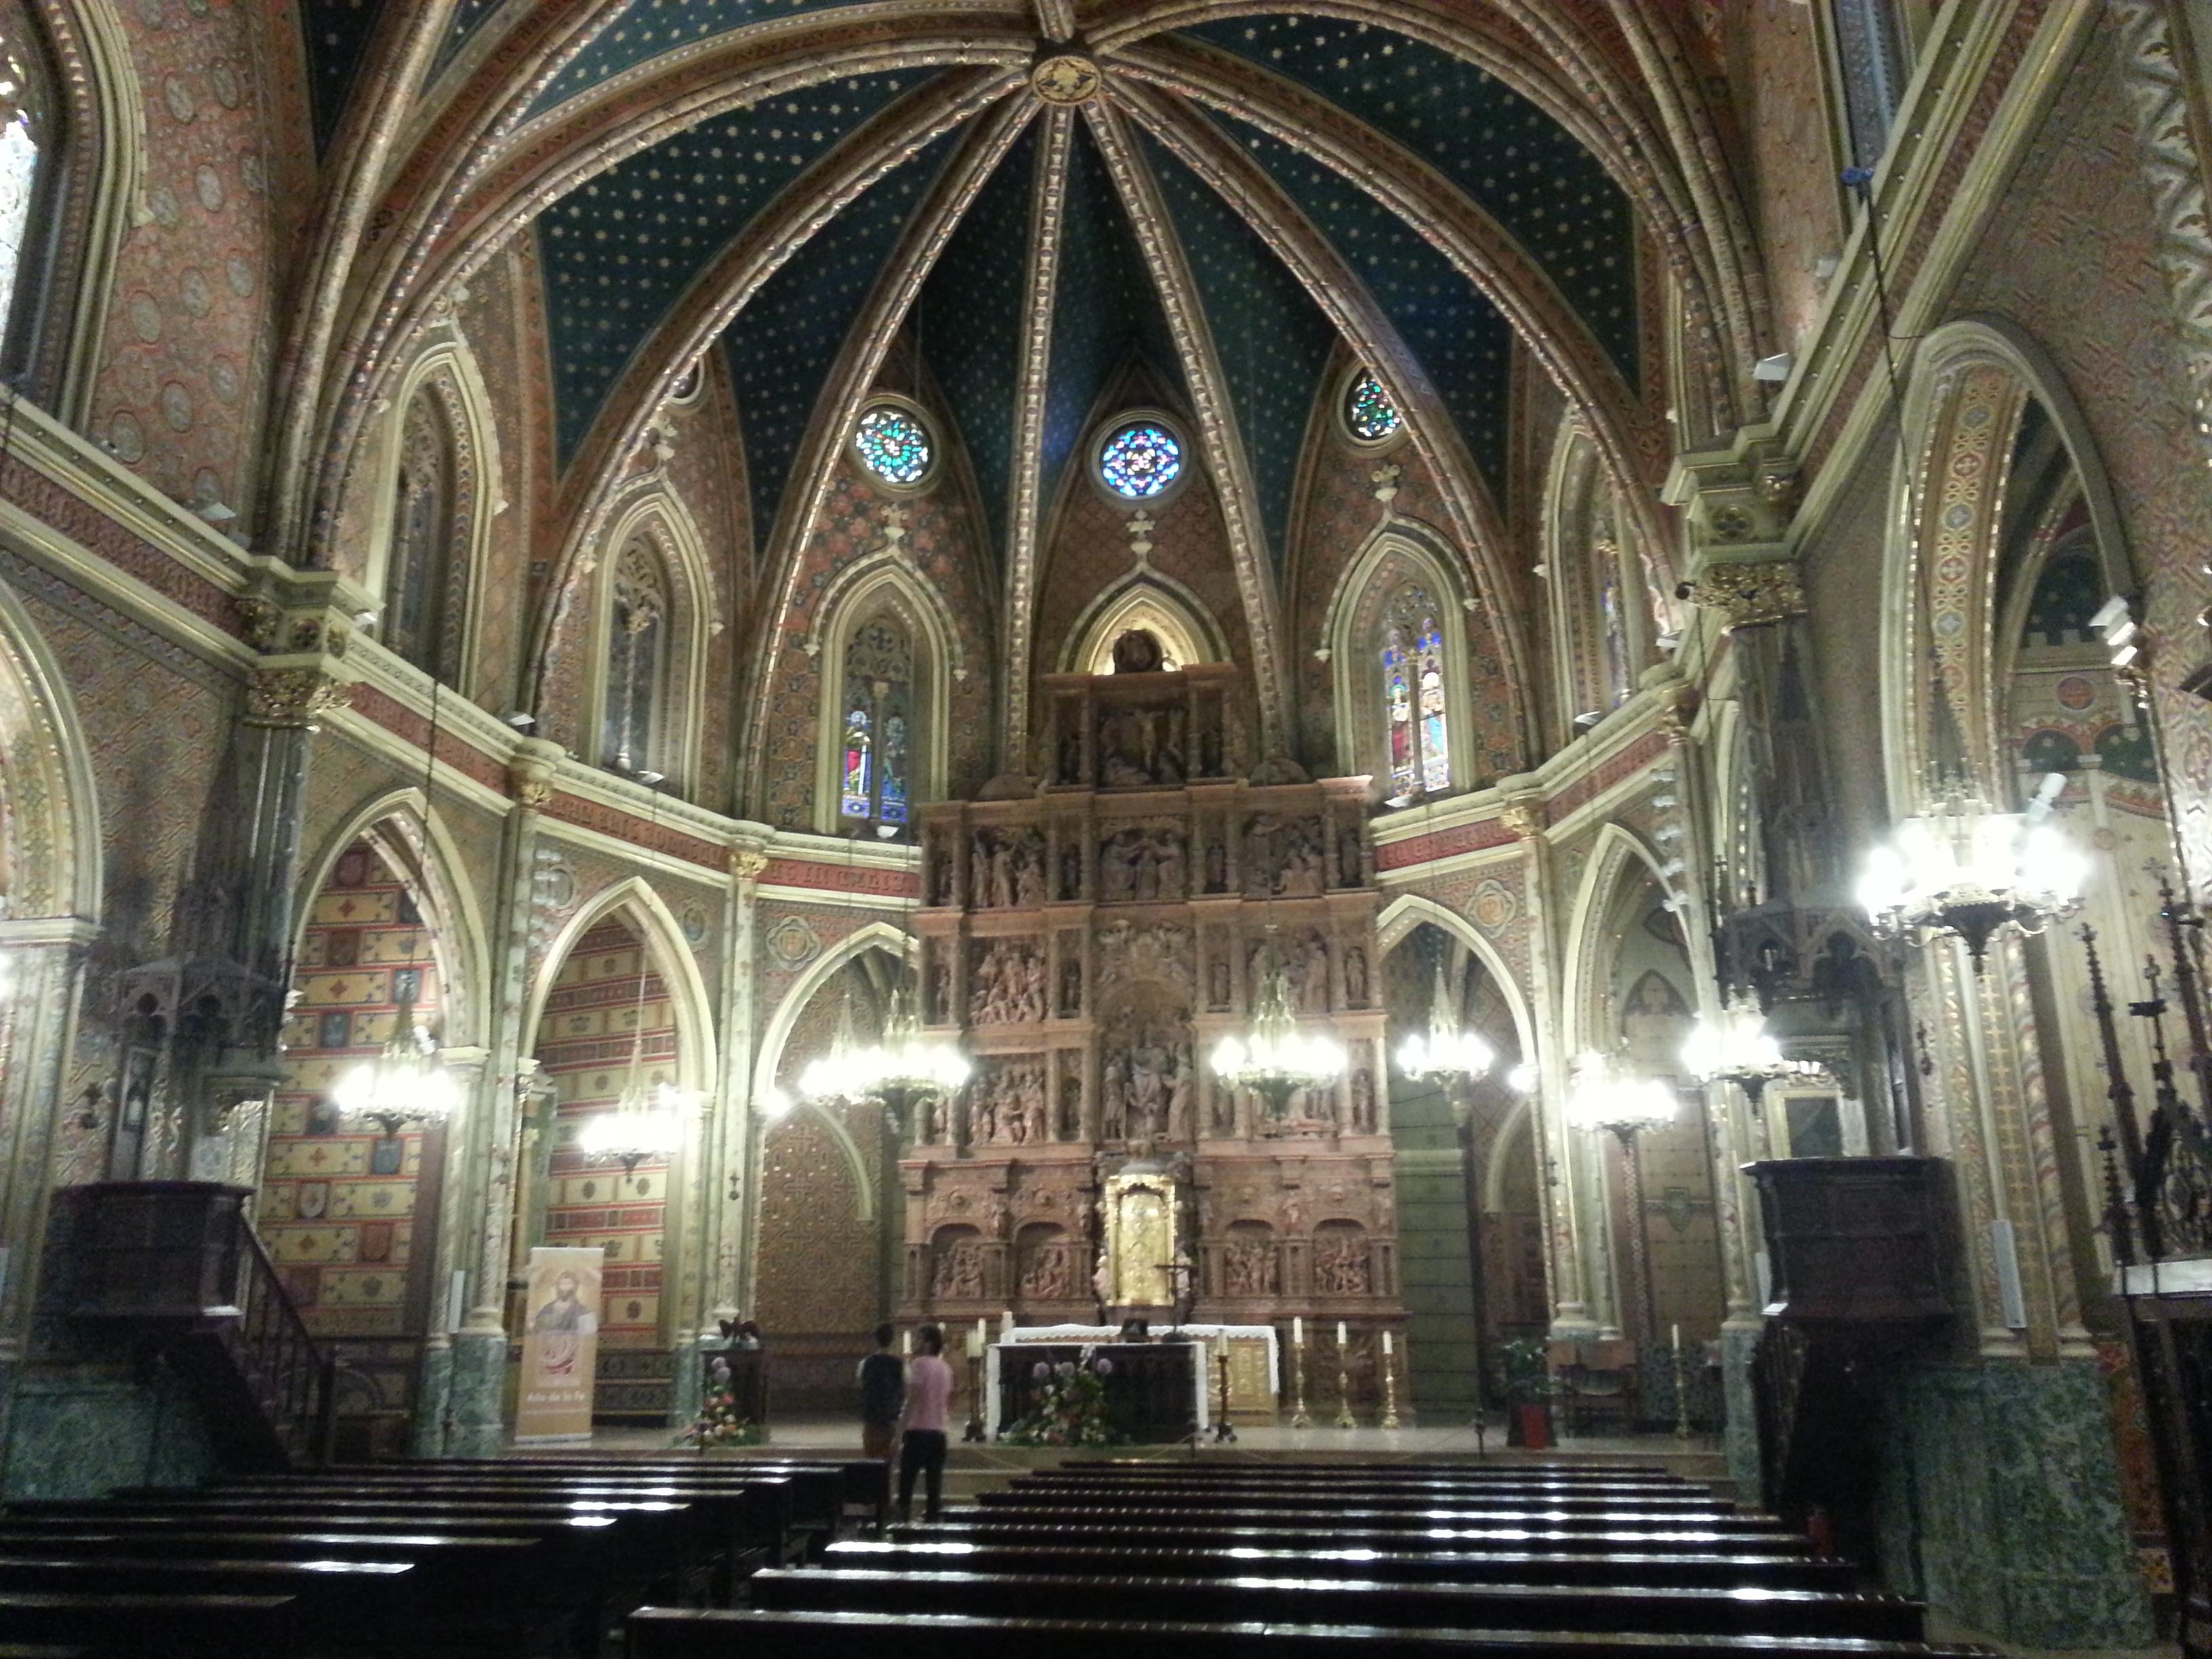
933, 1240, 985, 1298
1205, 840, 1227, 893
1059, 958, 1082, 1017
1224, 1237, 1279, 1296
1338, 826, 1363, 887
1208, 958, 1230, 1009
1295, 935, 1330, 1015
1061, 845, 1082, 900
1208, 1084, 1234, 1136
1023, 1071, 1049, 1145
1351, 1068, 1376, 1133
1059, 1074, 1082, 1139
1344, 947, 1368, 1006
1168, 1043, 1195, 1141
1101, 1059, 1126, 1141
970, 941, 1045, 1023
1313, 1231, 1370, 1294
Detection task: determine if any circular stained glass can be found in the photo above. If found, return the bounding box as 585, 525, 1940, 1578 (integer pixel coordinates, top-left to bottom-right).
1345, 370, 1401, 443
1099, 421, 1184, 499
855, 405, 933, 487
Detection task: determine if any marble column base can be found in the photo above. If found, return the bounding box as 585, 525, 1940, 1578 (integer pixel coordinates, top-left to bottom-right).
445, 1330, 511, 1458
1873, 1357, 2153, 1649
1719, 1324, 1763, 1500
671, 1339, 712, 1430
410, 1340, 455, 1457
0, 1372, 218, 1498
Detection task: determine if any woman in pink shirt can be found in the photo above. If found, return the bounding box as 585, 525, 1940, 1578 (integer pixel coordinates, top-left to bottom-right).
897, 1324, 956, 1521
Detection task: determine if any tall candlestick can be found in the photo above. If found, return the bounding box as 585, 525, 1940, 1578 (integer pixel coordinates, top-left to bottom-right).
1382, 1330, 1393, 1355
901, 1329, 913, 1357
1292, 1316, 1305, 1347
1671, 1322, 1682, 1353
1336, 1319, 1348, 1347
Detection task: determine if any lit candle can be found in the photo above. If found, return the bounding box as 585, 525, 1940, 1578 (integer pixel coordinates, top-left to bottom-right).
1382, 1331, 1393, 1356
1336, 1320, 1348, 1347
901, 1329, 913, 1357
966, 1326, 983, 1359
975, 1316, 987, 1351
1671, 1322, 1682, 1353
1002, 1309, 1016, 1338
1292, 1316, 1305, 1347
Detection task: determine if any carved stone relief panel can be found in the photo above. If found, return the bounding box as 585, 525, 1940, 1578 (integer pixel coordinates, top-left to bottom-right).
969, 939, 1046, 1022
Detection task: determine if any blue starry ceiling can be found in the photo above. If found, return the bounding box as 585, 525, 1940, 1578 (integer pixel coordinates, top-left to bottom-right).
1213, 114, 1513, 496
918, 119, 1040, 566
301, 0, 383, 154
1183, 14, 1638, 381
722, 125, 967, 561
535, 70, 917, 462
431, 0, 505, 81
1140, 130, 1337, 575
529, 0, 884, 119
1038, 123, 1188, 518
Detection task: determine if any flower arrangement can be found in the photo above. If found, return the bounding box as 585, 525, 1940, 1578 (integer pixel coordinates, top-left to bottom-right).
677, 1359, 766, 1449
1000, 1351, 1122, 1448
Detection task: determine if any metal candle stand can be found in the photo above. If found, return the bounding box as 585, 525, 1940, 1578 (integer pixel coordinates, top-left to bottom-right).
1380, 1347, 1402, 1431
1212, 1347, 1237, 1443
1671, 1340, 1692, 1439
962, 1353, 987, 1443
1334, 1349, 1356, 1429
1290, 1338, 1311, 1429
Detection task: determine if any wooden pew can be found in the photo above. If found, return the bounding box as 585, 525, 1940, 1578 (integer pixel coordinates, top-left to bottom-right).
410, 1457, 862, 1534
0, 1558, 409, 1654
632, 1607, 1999, 1659
822, 1537, 1856, 1592
0, 1591, 297, 1659
1059, 1459, 1680, 1480
998, 1478, 1732, 1515
888, 1519, 1811, 1557
968, 1498, 1784, 1533
744, 1565, 1930, 1642
0, 1527, 575, 1658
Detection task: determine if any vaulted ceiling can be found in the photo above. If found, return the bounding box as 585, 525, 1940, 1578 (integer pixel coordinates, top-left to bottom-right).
281, 1, 1768, 762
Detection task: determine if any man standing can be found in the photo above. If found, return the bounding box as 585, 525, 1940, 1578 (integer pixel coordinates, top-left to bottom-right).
897, 1324, 955, 1522
856, 1323, 904, 1522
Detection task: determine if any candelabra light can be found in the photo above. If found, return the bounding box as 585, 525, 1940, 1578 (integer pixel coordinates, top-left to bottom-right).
1564, 1052, 1679, 1345
334, 981, 460, 1136
1856, 781, 2087, 964
1210, 943, 1345, 1118
799, 974, 969, 1129
1680, 987, 1824, 1114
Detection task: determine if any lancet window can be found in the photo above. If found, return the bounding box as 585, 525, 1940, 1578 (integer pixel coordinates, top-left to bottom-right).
386, 390, 457, 675
839, 612, 914, 834
1380, 585, 1450, 800
602, 542, 668, 775
0, 9, 51, 371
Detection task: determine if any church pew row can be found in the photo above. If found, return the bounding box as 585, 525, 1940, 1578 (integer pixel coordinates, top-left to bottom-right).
970, 1498, 1781, 1533
820, 1538, 1856, 1593
886, 1519, 1812, 1557
997, 1479, 1733, 1515
743, 1568, 1929, 1643
0, 1559, 407, 1652
631, 1608, 1999, 1659
1058, 1460, 1681, 1479
0, 1591, 297, 1659
403, 1457, 872, 1533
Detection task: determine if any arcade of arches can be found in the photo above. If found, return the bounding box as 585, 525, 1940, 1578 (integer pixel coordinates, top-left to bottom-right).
0, 1, 2208, 1649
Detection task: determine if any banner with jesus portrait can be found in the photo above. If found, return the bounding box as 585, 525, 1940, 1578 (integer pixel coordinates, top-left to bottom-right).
516, 1246, 603, 1443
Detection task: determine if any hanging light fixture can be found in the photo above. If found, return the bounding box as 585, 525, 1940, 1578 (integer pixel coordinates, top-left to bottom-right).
1679, 987, 1816, 1115
1561, 1050, 1679, 1145
1395, 964, 1496, 1085
1855, 779, 2089, 964
1210, 938, 1346, 1119
335, 680, 460, 1135
576, 772, 686, 1175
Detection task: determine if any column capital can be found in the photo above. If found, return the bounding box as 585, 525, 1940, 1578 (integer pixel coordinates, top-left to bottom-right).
1663, 427, 1807, 633
506, 739, 565, 809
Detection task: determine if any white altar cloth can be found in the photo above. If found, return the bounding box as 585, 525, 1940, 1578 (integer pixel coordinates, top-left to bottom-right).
983, 1324, 1281, 1437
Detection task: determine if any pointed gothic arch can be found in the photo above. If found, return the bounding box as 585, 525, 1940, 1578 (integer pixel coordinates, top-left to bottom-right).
1323, 524, 1481, 799
585, 485, 719, 792
806, 562, 957, 836
1063, 572, 1226, 676
523, 876, 718, 1095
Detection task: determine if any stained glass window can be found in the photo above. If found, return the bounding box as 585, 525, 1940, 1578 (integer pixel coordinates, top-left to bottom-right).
602, 543, 667, 773
388, 390, 455, 676
855, 405, 933, 487
840, 613, 915, 832
1597, 539, 1631, 710
1345, 371, 1401, 443
1099, 422, 1183, 499
1381, 586, 1450, 798
0, 14, 51, 369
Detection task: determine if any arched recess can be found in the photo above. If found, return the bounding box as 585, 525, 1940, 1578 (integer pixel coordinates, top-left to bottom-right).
0, 569, 103, 1336
361, 339, 504, 689
263, 819, 472, 1435
1376, 901, 1543, 1412
520, 877, 716, 1421
804, 559, 958, 836
3, 0, 144, 420
1322, 525, 1483, 800
1542, 417, 1666, 739
750, 920, 913, 1408
1878, 316, 2132, 813
1062, 572, 1228, 676
583, 484, 718, 792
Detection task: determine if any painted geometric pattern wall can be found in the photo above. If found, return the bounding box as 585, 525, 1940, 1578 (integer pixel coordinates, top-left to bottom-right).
535, 918, 676, 1418
264, 840, 444, 1367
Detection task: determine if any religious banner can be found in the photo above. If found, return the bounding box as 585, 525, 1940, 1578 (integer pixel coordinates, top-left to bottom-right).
515, 1246, 603, 1443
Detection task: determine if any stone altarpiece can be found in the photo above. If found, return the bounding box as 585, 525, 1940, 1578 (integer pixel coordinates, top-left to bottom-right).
899, 665, 1404, 1374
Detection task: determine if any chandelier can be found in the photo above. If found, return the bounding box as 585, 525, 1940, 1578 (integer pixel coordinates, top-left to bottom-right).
1855, 783, 2087, 963
335, 677, 458, 1136
1679, 987, 1816, 1113
799, 974, 969, 1121
1395, 966, 1496, 1084
1209, 943, 1346, 1118
1561, 1050, 1679, 1145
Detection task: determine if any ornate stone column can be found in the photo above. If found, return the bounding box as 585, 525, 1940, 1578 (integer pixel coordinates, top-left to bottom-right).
435, 737, 565, 1456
